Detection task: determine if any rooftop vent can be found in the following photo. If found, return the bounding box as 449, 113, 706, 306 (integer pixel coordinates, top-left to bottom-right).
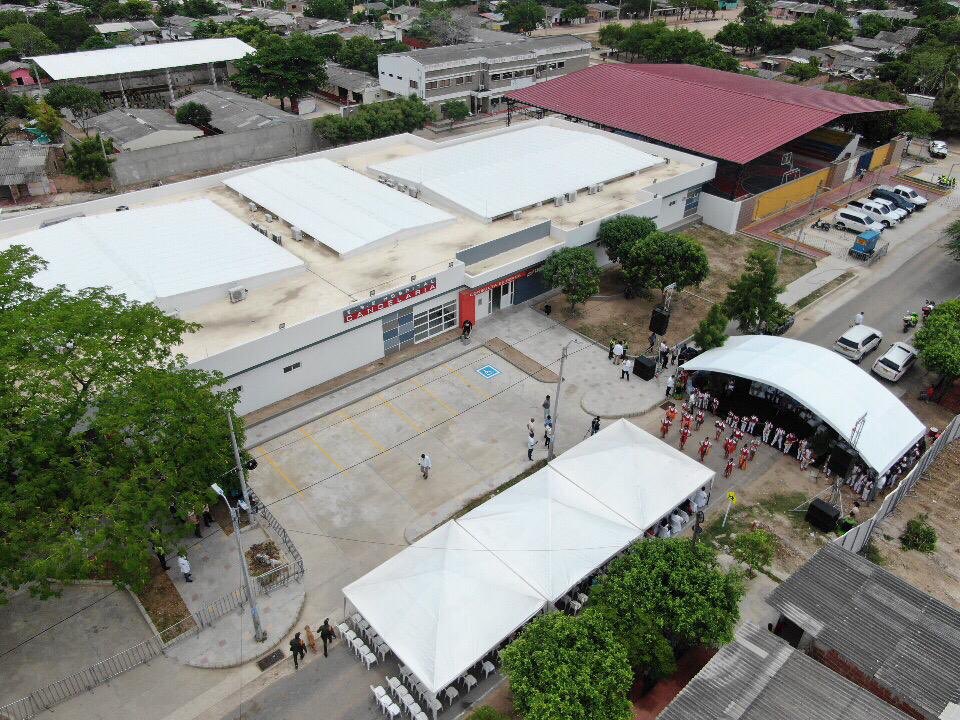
227, 286, 248, 303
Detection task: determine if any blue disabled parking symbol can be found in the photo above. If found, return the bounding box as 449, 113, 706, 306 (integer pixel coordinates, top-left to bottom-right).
477, 364, 501, 379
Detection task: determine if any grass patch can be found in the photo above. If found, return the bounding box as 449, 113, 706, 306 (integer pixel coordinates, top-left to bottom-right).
863, 540, 885, 566
701, 492, 811, 550
452, 460, 549, 521
790, 271, 855, 311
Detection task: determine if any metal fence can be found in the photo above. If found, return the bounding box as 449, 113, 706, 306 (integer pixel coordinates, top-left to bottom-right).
835, 413, 960, 553
0, 498, 305, 720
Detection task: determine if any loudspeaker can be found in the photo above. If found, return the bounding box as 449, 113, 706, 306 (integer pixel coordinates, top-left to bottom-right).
805, 498, 840, 532
649, 306, 671, 335
634, 355, 656, 381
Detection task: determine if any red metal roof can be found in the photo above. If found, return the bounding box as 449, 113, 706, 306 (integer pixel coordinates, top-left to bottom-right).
507, 64, 904, 165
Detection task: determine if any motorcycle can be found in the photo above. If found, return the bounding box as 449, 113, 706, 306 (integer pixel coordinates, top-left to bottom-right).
811, 218, 832, 231
902, 313, 919, 332
922, 300, 937, 321
938, 175, 957, 188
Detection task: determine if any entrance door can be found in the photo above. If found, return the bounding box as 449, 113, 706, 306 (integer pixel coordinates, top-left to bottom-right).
488, 285, 502, 314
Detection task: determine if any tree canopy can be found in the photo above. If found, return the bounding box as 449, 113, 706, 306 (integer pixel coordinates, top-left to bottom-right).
231, 33, 328, 111
542, 247, 601, 309
441, 98, 469, 123
175, 101, 212, 126
503, 0, 546, 31
44, 84, 105, 132
724, 249, 787, 332
334, 35, 407, 74
596, 215, 657, 266
914, 299, 960, 380
64, 134, 113, 181
0, 247, 244, 602
314, 95, 434, 144
561, 3, 587, 20
601, 21, 738, 71
304, 0, 350, 19
693, 303, 729, 351
619, 231, 710, 297
501, 611, 633, 720
408, 2, 472, 44
0, 22, 57, 56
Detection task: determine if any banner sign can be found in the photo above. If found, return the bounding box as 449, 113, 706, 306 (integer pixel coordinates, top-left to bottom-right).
343, 277, 437, 323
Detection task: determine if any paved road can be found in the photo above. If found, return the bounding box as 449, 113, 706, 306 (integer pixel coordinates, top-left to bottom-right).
787, 239, 959, 398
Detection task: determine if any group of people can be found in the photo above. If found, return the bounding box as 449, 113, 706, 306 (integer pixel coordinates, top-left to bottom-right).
645, 485, 710, 539
525, 395, 555, 460
288, 618, 338, 669
659, 389, 817, 480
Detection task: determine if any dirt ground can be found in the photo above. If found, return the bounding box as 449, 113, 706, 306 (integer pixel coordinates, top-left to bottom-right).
539, 226, 816, 352
871, 440, 960, 609
135, 557, 196, 640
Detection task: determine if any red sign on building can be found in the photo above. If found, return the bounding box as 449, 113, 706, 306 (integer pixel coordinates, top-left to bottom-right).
343, 277, 438, 323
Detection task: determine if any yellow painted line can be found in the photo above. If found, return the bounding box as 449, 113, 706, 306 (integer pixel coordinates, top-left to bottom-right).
297, 427, 344, 471
414, 379, 457, 416
379, 394, 423, 433
444, 363, 487, 400
338, 411, 387, 453
259, 447, 302, 496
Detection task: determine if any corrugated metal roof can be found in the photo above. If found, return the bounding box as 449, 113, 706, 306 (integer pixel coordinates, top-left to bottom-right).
170, 87, 294, 133
506, 64, 903, 164
0, 145, 49, 186
768, 543, 960, 719
660, 624, 915, 720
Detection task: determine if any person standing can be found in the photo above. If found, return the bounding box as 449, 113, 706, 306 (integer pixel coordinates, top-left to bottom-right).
796, 438, 808, 461
723, 435, 737, 458
318, 619, 335, 658
542, 395, 551, 422
738, 445, 750, 470
799, 447, 813, 471
746, 415, 758, 435
710, 396, 720, 415
202, 504, 213, 528
647, 331, 657, 351
177, 553, 193, 583
187, 511, 202, 539
694, 408, 705, 430
527, 417, 536, 435
613, 341, 624, 365
724, 456, 735, 478
543, 417, 554, 449
748, 437, 760, 460
679, 426, 691, 450
290, 632, 307, 670
771, 426, 785, 450
714, 419, 725, 441
621, 355, 633, 380
660, 415, 673, 438
698, 437, 712, 462
665, 374, 675, 398
854, 311, 864, 326
782, 432, 797, 456
419, 453, 432, 479
461, 319, 473, 339
527, 432, 538, 460
762, 420, 773, 444
659, 341, 670, 368
590, 416, 601, 436
608, 339, 615, 361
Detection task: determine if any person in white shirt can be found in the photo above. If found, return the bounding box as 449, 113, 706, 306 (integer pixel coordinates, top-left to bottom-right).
177, 554, 193, 583
656, 520, 672, 538
693, 486, 709, 511
527, 432, 538, 460
669, 511, 685, 536
854, 311, 864, 326
419, 453, 432, 479
620, 356, 633, 381
613, 342, 624, 365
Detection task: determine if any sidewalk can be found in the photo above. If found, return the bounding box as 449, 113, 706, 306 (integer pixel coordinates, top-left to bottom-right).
777, 254, 855, 308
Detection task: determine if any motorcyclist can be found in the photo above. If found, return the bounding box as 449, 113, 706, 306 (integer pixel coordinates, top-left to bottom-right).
922, 300, 936, 320
903, 311, 919, 331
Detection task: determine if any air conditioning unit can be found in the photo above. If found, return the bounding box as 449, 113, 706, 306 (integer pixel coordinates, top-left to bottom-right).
248, 202, 258, 212
291, 227, 303, 242
397, 184, 407, 193
553, 195, 565, 207
264, 213, 274, 223
227, 286, 248, 303
408, 186, 418, 197
587, 185, 598, 195
271, 233, 282, 245
596, 182, 604, 192
565, 191, 577, 203
513, 209, 523, 220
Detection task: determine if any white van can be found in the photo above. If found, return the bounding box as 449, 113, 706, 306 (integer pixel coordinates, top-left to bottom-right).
832, 207, 885, 234
867, 196, 908, 222
847, 198, 901, 227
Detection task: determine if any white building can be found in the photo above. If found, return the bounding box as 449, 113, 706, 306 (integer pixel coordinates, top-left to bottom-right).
0, 118, 715, 416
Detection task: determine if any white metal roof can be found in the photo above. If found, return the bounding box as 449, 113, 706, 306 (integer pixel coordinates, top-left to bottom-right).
681, 335, 926, 475
0, 199, 304, 310
29, 38, 254, 80
369, 125, 665, 219
223, 158, 455, 256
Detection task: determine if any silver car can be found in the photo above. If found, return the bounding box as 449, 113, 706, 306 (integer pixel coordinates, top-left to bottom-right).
872, 342, 918, 382
835, 325, 883, 363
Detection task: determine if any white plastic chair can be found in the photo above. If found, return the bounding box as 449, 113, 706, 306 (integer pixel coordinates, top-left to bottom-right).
363, 651, 378, 670
387, 676, 401, 692
386, 702, 401, 719
462, 673, 477, 693
371, 685, 386, 702
399, 664, 413, 683
444, 686, 459, 705
402, 695, 419, 717
378, 694, 393, 716
568, 599, 583, 614
375, 639, 389, 662
338, 622, 350, 637
351, 637, 365, 657
481, 660, 495, 679
413, 712, 428, 720
344, 629, 357, 643
576, 592, 588, 605
351, 612, 362, 626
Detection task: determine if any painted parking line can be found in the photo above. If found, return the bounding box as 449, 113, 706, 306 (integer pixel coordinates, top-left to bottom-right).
414, 379, 458, 416
297, 427, 344, 471
379, 394, 423, 433
444, 363, 488, 400
338, 410, 388, 453
259, 446, 303, 495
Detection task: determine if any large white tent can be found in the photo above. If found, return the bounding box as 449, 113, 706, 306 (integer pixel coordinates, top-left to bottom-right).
550, 419, 714, 531
457, 464, 642, 602
681, 335, 926, 475
342, 522, 546, 696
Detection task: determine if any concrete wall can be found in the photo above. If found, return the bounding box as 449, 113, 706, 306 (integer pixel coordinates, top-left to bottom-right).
456, 220, 551, 266
656, 189, 689, 228
110, 120, 321, 186
699, 192, 742, 234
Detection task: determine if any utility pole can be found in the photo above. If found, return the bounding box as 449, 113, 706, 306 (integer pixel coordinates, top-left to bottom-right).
212, 483, 267, 643
227, 410, 254, 515
548, 339, 578, 461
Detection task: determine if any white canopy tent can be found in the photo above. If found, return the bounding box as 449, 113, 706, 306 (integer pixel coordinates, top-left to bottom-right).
457, 464, 642, 602
342, 522, 546, 696
550, 419, 715, 531
681, 335, 926, 475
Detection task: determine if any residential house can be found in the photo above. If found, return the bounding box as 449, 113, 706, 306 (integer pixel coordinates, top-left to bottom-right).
541, 5, 563, 25
0, 145, 56, 200
875, 26, 921, 45
324, 62, 391, 104
1, 61, 36, 87
585, 1, 618, 21
388, 4, 421, 22
377, 35, 591, 114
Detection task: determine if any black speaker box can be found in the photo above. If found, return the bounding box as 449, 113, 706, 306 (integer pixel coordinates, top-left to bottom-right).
805, 498, 840, 532
649, 306, 671, 335
634, 355, 657, 381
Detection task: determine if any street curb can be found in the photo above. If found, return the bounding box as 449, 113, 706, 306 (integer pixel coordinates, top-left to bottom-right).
127, 588, 164, 638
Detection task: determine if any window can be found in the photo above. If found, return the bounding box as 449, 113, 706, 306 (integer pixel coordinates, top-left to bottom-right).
414, 299, 457, 343
463, 74, 473, 82
525, 68, 534, 76
283, 362, 301, 373
502, 71, 513, 79
438, 78, 451, 88
537, 64, 546, 71
426, 80, 437, 89
410, 79, 418, 88
456, 76, 464, 85
684, 187, 701, 217
557, 61, 565, 68
491, 73, 501, 80
547, 63, 557, 70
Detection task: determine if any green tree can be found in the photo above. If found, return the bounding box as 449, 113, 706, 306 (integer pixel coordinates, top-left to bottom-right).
933, 73, 960, 134
944, 218, 960, 262
313, 95, 434, 144
619, 231, 709, 298
731, 528, 778, 577
503, 0, 545, 31
913, 299, 960, 381
714, 21, 751, 53
192, 17, 274, 47
440, 98, 469, 125
542, 246, 601, 310
693, 303, 728, 351
741, 0, 769, 20
0, 9, 28, 29
786, 56, 821, 80
0, 247, 244, 602
175, 100, 212, 126
598, 22, 626, 47
408, 1, 472, 44
0, 23, 57, 56
44, 84, 104, 133
232, 33, 328, 111
78, 33, 114, 50
813, 9, 852, 40
561, 3, 587, 20
596, 215, 656, 265
180, 0, 223, 16
304, 0, 349, 18
501, 612, 632, 720
724, 249, 786, 332
467, 708, 509, 720
589, 538, 744, 648
31, 11, 94, 52
64, 134, 113, 181
335, 35, 381, 74
900, 513, 937, 552
857, 12, 893, 38
897, 106, 941, 137
588, 593, 676, 680
29, 100, 61, 141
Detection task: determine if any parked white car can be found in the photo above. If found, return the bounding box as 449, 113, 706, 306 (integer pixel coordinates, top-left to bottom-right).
847, 198, 902, 227
832, 207, 885, 234
872, 342, 918, 382
865, 196, 908, 223
878, 184, 928, 209
929, 140, 948, 158
835, 325, 883, 362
